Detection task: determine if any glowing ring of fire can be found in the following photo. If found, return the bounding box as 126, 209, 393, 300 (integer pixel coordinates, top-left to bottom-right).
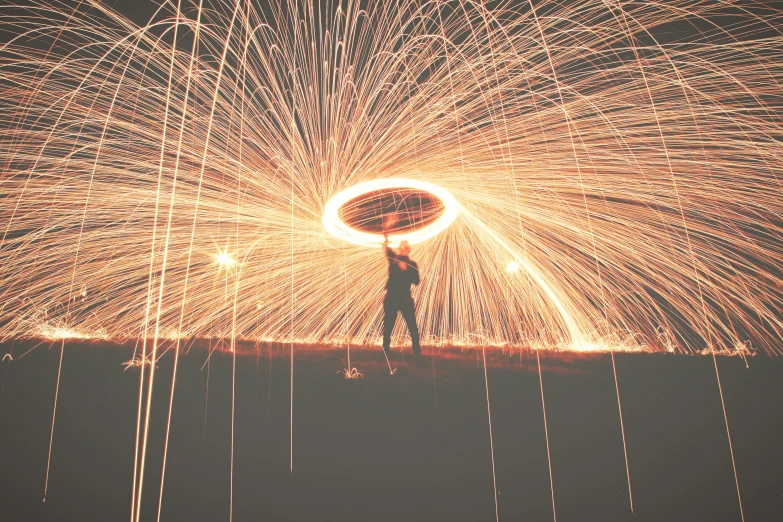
323, 178, 458, 247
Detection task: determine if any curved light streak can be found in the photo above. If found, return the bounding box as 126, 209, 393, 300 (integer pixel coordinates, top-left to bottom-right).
322, 178, 459, 247
464, 210, 586, 351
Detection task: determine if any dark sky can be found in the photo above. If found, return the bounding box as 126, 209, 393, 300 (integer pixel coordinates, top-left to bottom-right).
0, 341, 781, 521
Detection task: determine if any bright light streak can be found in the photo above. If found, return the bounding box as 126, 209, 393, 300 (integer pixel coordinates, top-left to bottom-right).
322, 178, 459, 247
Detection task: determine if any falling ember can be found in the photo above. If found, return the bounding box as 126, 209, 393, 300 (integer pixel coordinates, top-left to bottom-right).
122, 355, 156, 372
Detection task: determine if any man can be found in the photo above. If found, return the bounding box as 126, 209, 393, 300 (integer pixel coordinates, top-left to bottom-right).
382, 235, 421, 357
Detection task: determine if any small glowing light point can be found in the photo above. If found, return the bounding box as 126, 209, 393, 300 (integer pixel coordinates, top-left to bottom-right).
506, 261, 520, 273
214, 250, 235, 269
323, 178, 458, 247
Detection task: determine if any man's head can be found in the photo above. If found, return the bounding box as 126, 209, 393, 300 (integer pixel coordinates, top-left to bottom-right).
398, 240, 411, 257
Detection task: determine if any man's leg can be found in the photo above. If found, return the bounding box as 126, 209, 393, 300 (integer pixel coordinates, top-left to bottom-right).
382, 296, 397, 357
400, 297, 421, 355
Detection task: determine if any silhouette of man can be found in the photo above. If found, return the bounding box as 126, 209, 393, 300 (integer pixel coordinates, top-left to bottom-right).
382, 235, 421, 357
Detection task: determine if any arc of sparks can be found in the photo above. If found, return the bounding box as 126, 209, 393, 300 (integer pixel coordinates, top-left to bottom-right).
322, 178, 459, 247
465, 211, 587, 351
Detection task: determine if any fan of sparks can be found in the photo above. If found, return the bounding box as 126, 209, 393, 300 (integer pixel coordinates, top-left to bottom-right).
2, 0, 783, 354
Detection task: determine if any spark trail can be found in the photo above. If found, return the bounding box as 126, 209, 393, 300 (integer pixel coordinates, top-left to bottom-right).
537, 350, 557, 522
481, 345, 499, 521
611, 351, 633, 512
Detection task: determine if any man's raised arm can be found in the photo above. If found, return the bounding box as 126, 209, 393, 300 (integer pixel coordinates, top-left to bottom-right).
383, 235, 395, 261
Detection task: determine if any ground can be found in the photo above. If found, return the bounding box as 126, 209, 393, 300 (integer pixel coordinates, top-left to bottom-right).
0, 340, 781, 521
